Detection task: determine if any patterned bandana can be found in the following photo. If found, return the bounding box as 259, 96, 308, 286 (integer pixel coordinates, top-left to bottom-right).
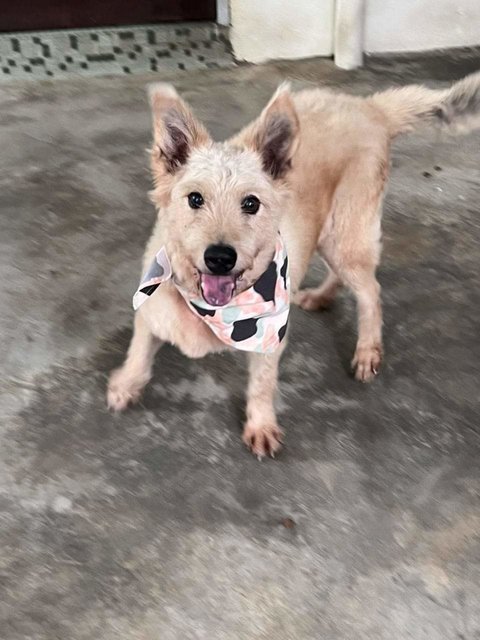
133, 237, 290, 354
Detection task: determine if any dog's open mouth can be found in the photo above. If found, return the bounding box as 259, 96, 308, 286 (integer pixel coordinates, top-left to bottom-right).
200, 273, 237, 307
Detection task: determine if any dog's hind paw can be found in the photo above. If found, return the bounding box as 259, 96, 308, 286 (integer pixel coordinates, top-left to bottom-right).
352, 345, 382, 383
294, 288, 334, 311
242, 422, 283, 459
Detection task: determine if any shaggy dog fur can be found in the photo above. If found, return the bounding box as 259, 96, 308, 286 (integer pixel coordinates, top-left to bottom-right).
108, 72, 480, 457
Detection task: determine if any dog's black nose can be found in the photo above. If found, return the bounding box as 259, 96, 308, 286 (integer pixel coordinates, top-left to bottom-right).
204, 244, 237, 274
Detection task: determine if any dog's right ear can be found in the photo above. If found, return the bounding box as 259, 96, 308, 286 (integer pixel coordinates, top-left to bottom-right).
148, 83, 211, 176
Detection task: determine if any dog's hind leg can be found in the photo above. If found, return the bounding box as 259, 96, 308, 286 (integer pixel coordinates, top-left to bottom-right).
321, 246, 382, 383
294, 264, 341, 310
320, 160, 386, 382
341, 263, 382, 382
107, 312, 162, 411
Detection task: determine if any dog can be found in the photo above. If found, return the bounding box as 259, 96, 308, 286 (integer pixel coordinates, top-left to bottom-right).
107, 72, 480, 458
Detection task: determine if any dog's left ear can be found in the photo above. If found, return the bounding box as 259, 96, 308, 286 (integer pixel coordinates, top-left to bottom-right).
246, 83, 300, 179
148, 83, 211, 176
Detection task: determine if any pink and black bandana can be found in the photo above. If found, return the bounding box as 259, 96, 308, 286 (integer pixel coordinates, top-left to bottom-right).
133, 237, 290, 354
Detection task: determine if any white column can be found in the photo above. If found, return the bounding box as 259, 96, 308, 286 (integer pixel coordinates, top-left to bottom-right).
334, 0, 365, 69
216, 0, 230, 26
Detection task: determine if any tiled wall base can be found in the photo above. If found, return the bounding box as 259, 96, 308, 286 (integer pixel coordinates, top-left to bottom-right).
0, 22, 233, 82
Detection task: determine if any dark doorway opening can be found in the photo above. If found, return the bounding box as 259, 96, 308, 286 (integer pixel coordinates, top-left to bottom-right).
0, 0, 217, 33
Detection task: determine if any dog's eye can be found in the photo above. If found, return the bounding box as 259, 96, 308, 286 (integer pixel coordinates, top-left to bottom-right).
188, 192, 204, 209
241, 195, 260, 215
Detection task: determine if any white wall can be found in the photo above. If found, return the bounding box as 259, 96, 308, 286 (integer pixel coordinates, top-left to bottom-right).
229, 0, 480, 64
230, 0, 335, 63
365, 0, 480, 53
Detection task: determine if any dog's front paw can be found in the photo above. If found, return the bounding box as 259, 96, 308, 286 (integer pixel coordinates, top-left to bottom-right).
106, 367, 144, 412
352, 345, 382, 382
242, 422, 283, 459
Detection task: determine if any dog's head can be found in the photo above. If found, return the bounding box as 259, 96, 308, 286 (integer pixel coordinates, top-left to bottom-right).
148, 83, 299, 306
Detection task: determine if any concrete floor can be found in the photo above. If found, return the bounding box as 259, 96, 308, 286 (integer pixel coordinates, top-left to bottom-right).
1, 50, 480, 639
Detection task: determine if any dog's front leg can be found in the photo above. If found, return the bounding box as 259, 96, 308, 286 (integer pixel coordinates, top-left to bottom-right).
107, 312, 162, 411
243, 347, 285, 459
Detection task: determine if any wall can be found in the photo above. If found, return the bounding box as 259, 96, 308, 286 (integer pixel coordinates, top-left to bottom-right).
230, 0, 334, 63
229, 0, 480, 65
365, 0, 480, 52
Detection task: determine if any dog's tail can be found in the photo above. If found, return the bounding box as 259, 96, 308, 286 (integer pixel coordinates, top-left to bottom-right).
369, 71, 480, 137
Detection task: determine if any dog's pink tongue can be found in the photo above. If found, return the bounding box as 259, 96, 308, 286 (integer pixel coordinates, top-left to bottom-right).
200, 274, 236, 307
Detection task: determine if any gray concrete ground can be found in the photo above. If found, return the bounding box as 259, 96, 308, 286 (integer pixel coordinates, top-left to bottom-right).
1, 50, 480, 640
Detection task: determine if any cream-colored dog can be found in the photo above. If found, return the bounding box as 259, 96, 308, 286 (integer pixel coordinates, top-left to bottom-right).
108, 72, 480, 457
